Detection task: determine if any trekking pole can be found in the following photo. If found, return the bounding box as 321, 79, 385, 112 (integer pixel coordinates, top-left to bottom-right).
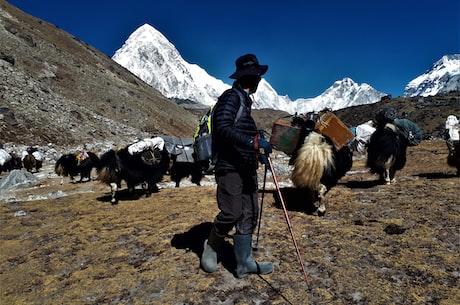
253, 164, 268, 251
267, 157, 313, 292
254, 129, 270, 250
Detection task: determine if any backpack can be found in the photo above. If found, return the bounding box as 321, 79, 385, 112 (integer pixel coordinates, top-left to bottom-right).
193, 88, 245, 162
393, 118, 423, 146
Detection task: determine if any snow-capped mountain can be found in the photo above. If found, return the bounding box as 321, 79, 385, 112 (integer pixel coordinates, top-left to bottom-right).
112, 24, 229, 105
291, 78, 386, 114
252, 78, 386, 114
403, 54, 460, 97
252, 79, 295, 112
113, 23, 386, 114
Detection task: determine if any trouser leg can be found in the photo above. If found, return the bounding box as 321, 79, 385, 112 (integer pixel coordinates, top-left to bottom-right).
214, 171, 258, 235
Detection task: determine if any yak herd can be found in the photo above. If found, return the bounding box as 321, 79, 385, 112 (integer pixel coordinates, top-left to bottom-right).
1, 109, 459, 213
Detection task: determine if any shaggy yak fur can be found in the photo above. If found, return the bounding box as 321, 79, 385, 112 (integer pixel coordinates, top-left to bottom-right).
0, 152, 22, 174
97, 147, 170, 204
447, 141, 460, 176
55, 152, 100, 184
169, 156, 203, 187
291, 131, 353, 216
23, 153, 42, 173
366, 123, 408, 184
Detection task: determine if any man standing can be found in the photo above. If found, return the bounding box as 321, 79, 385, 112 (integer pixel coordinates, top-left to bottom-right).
201, 54, 273, 278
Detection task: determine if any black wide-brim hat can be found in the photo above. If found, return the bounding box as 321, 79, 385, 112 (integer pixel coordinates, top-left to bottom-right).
229, 54, 268, 79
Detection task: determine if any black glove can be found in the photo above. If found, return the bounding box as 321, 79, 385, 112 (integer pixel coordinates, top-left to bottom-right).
258, 153, 269, 166
258, 138, 272, 154
257, 138, 272, 166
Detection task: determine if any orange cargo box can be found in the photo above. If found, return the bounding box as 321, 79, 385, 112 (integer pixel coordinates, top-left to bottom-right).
269, 116, 301, 154
315, 112, 354, 150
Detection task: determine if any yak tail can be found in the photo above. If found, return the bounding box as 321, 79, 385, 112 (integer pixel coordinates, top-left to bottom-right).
97, 167, 118, 184
55, 164, 64, 176
291, 132, 334, 190
97, 149, 119, 184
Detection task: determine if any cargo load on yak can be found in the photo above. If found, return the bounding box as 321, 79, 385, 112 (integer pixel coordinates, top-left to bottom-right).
161, 135, 205, 187
161, 136, 195, 163
128, 137, 165, 155
393, 118, 423, 146
192, 88, 245, 163
373, 107, 422, 147
21, 147, 44, 162
353, 120, 376, 154
127, 136, 165, 165
315, 112, 355, 150
269, 115, 302, 155
269, 111, 355, 155
0, 148, 12, 166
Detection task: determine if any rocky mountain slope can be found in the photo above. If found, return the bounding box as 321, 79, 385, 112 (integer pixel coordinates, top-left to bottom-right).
335, 91, 460, 139
0, 0, 198, 148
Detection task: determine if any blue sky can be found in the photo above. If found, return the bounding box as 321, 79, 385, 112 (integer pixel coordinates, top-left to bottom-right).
8, 0, 459, 99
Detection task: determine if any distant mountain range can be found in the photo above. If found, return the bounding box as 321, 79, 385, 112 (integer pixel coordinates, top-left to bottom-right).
113, 24, 459, 114
112, 24, 386, 114
403, 54, 460, 97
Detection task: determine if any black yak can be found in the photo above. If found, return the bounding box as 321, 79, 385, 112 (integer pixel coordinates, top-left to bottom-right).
366, 123, 408, 184
162, 135, 203, 188
97, 145, 170, 205
0, 149, 22, 174
366, 108, 421, 184
21, 147, 43, 173
55, 151, 100, 184
169, 156, 203, 187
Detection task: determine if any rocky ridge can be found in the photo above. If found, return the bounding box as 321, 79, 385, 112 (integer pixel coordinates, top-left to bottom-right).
0, 0, 198, 149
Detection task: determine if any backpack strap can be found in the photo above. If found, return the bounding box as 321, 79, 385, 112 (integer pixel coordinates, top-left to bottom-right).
210, 88, 246, 124
231, 88, 246, 125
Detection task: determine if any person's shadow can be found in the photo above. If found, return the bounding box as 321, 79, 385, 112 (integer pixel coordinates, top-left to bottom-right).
171, 222, 237, 274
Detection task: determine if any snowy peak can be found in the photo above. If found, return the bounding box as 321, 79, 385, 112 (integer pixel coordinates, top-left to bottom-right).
403, 54, 460, 97
112, 23, 229, 105
112, 23, 387, 113
292, 78, 386, 113
252, 79, 295, 112
320, 78, 381, 107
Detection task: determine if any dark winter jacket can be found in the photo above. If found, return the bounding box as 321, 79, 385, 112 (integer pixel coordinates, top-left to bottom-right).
212, 83, 258, 173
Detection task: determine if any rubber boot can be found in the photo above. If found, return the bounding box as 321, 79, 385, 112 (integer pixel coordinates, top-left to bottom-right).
201, 227, 224, 273
233, 234, 273, 278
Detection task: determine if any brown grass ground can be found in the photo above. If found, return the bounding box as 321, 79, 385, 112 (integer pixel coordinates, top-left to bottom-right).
1, 140, 459, 305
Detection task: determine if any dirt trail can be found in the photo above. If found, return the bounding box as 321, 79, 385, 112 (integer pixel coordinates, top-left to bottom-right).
1, 140, 458, 305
